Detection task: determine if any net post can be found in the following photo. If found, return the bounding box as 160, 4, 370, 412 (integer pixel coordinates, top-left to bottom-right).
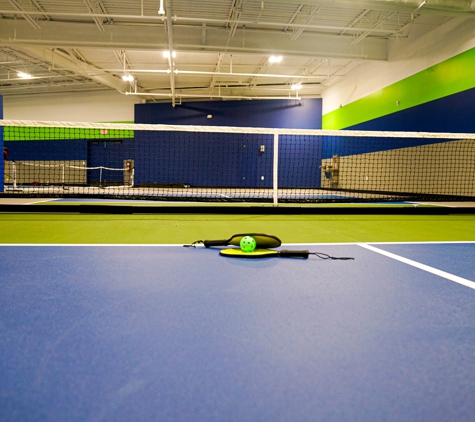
12, 161, 17, 189
273, 132, 279, 206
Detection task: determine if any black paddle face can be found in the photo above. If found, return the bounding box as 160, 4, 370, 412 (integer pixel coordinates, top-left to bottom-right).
203, 233, 281, 248
227, 233, 281, 248
219, 248, 354, 260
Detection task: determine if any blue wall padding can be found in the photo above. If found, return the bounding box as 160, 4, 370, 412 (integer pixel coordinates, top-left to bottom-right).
278, 135, 322, 188
133, 131, 275, 187
133, 99, 324, 187
347, 87, 475, 133
87, 139, 134, 183
135, 99, 323, 129
132, 132, 324, 188
5, 140, 87, 161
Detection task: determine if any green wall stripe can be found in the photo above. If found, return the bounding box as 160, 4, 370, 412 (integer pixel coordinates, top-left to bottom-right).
4, 126, 134, 141
323, 46, 475, 130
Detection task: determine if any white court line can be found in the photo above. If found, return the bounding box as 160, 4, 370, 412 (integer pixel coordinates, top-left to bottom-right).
285, 241, 475, 246
358, 243, 475, 290
0, 244, 185, 247
2, 241, 475, 247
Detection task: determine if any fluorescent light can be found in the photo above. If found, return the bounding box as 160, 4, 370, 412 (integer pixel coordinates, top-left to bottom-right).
163, 51, 176, 59
291, 83, 302, 90
122, 74, 134, 82
17, 71, 32, 79
269, 55, 283, 63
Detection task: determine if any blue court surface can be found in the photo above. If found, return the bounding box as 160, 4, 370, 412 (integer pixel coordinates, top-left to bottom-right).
1, 242, 475, 422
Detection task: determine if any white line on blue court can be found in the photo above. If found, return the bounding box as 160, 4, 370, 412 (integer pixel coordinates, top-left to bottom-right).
358, 243, 475, 290
0, 244, 185, 247
286, 241, 475, 245
2, 242, 475, 247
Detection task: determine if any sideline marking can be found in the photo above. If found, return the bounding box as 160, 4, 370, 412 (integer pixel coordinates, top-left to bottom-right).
2, 241, 475, 247
0, 244, 184, 247
359, 243, 475, 290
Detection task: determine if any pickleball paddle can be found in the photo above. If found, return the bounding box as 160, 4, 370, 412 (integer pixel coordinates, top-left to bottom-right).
184, 233, 281, 249
219, 248, 354, 260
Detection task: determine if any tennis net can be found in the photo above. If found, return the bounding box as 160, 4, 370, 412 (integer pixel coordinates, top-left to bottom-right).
1, 120, 475, 204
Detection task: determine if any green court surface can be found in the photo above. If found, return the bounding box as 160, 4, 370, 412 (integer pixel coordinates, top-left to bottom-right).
1, 213, 475, 244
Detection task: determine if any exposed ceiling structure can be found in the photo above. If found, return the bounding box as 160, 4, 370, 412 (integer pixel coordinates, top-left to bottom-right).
1, 0, 474, 104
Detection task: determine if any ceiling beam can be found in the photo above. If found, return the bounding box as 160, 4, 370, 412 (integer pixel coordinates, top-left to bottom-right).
17, 46, 128, 93
227, 0, 244, 38
0, 20, 388, 61
82, 0, 105, 32
28, 0, 51, 21
255, 0, 475, 16
1, 2, 475, 22
7, 0, 41, 29
352, 11, 396, 44
291, 5, 323, 40
209, 53, 225, 92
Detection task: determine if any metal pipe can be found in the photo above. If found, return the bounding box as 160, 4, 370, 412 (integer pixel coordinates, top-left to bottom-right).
99, 68, 322, 79
5, 39, 373, 59
124, 91, 301, 100
174, 69, 321, 79
165, 0, 176, 107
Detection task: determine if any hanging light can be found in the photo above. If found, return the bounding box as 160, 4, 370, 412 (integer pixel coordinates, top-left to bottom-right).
291, 83, 302, 90
122, 74, 134, 82
120, 50, 134, 82
158, 0, 165, 15
17, 71, 32, 79
269, 55, 283, 63
163, 51, 176, 59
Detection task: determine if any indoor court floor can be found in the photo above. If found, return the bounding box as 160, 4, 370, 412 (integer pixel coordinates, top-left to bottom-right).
1, 198, 475, 421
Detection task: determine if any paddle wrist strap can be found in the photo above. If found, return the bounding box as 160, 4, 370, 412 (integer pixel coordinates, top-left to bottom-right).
279, 250, 310, 258
203, 239, 227, 247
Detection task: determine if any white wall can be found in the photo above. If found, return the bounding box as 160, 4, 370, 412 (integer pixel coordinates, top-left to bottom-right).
3, 90, 142, 122
322, 16, 475, 115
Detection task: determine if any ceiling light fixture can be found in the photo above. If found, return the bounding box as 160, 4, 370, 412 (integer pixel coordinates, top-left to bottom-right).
158, 0, 165, 15
163, 51, 176, 59
17, 71, 32, 79
269, 55, 283, 63
120, 51, 134, 82
291, 83, 302, 90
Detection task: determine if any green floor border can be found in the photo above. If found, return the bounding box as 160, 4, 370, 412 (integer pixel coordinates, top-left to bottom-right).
1, 213, 475, 244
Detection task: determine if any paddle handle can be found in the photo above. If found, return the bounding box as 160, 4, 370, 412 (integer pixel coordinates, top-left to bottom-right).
203, 239, 228, 247
279, 250, 310, 259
